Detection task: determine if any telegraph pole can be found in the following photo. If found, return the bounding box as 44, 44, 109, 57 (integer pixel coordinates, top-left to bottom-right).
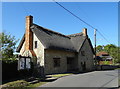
94, 29, 97, 69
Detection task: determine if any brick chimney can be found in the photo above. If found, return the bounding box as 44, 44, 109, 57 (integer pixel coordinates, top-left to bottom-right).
25, 15, 33, 51
83, 28, 88, 37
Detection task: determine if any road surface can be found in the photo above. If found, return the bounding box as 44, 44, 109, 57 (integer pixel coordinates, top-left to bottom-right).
40, 69, 119, 88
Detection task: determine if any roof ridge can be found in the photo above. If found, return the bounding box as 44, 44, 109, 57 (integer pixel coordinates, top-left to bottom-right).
32, 24, 70, 39
67, 32, 83, 37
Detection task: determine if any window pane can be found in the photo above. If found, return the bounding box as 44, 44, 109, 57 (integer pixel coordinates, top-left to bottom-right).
35, 41, 37, 48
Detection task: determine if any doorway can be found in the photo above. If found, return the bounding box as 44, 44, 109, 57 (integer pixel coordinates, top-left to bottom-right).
81, 62, 86, 71
67, 57, 75, 72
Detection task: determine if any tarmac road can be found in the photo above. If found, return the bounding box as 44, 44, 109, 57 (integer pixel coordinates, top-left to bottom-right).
40, 69, 119, 88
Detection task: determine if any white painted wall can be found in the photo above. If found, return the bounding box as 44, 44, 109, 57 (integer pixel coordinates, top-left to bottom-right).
20, 42, 25, 55
33, 33, 45, 67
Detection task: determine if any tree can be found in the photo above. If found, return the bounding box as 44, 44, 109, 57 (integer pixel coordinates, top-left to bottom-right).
96, 45, 103, 53
0, 32, 18, 60
103, 44, 116, 54
96, 44, 120, 64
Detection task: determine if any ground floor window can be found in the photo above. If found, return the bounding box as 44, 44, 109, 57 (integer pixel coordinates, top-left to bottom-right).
53, 58, 60, 67
18, 56, 31, 70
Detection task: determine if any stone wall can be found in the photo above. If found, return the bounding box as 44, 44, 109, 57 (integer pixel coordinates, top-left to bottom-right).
78, 39, 94, 71
44, 49, 76, 74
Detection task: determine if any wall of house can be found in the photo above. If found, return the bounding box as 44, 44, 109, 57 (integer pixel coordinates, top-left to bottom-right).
20, 42, 25, 55
19, 40, 34, 58
44, 49, 77, 74
33, 33, 45, 67
78, 39, 94, 71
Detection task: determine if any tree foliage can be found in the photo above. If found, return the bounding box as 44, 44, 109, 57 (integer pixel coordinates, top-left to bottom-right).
96, 44, 120, 63
96, 45, 103, 53
0, 32, 18, 60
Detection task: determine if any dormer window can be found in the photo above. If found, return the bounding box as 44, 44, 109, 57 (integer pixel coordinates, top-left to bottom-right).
35, 41, 37, 48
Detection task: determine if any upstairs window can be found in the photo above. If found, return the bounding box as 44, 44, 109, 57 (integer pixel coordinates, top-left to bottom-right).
53, 58, 60, 67
81, 51, 85, 56
35, 41, 37, 48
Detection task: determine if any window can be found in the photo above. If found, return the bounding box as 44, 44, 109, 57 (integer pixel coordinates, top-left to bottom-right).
81, 51, 85, 56
53, 58, 60, 67
18, 57, 31, 70
35, 41, 37, 48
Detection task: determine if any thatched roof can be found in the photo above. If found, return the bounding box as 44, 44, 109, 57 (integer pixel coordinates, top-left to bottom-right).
16, 23, 94, 53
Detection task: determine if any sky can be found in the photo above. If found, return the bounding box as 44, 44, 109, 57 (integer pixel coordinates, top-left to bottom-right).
2, 2, 118, 47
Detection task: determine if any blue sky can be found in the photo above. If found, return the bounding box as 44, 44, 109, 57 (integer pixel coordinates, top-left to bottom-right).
2, 2, 118, 47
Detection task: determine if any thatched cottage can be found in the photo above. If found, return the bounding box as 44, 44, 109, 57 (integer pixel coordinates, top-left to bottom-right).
16, 15, 95, 75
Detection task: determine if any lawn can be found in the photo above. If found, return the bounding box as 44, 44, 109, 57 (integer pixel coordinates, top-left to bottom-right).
1, 79, 47, 89
26, 82, 46, 89
50, 73, 72, 78
1, 73, 72, 89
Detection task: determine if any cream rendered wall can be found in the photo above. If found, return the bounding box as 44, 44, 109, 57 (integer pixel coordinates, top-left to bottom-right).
33, 33, 45, 67
20, 42, 25, 56
19, 40, 34, 57
78, 39, 94, 71
44, 49, 76, 74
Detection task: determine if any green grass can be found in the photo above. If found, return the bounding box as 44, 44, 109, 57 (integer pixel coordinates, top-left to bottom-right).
1, 73, 72, 89
50, 73, 72, 78
1, 79, 47, 89
26, 82, 46, 88
1, 80, 29, 89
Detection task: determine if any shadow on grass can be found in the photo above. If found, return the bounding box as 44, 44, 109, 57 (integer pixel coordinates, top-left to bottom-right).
2, 76, 43, 85
2, 76, 31, 85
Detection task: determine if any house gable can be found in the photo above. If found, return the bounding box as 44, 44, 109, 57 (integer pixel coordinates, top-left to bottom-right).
33, 33, 45, 66
77, 38, 94, 71
20, 40, 25, 55
16, 34, 25, 52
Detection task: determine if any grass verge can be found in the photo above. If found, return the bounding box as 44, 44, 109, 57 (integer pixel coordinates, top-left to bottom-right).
26, 82, 46, 88
1, 73, 72, 89
49, 73, 72, 78
1, 79, 47, 89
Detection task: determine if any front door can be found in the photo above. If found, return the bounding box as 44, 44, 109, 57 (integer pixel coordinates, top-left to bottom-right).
83, 62, 86, 71
67, 57, 74, 72
81, 62, 86, 71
